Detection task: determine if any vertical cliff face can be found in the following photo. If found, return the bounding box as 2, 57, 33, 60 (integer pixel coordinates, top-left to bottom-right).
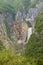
14, 20, 28, 41
14, 12, 28, 45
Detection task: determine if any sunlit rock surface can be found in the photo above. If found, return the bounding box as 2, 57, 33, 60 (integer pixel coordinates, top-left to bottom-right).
14, 18, 28, 44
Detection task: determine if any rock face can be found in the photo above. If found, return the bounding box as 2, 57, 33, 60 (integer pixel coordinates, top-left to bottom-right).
26, 1, 43, 33
14, 18, 28, 44
26, 1, 43, 19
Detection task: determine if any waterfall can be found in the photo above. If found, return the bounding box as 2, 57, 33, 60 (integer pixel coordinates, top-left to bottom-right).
27, 27, 32, 40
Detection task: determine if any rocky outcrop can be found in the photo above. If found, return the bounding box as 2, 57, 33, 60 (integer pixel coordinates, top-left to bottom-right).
14, 13, 28, 44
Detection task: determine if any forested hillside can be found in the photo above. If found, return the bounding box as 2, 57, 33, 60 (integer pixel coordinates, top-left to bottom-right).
25, 12, 43, 57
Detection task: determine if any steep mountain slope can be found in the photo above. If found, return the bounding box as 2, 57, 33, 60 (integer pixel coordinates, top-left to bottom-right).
0, 0, 43, 65
0, 0, 43, 54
